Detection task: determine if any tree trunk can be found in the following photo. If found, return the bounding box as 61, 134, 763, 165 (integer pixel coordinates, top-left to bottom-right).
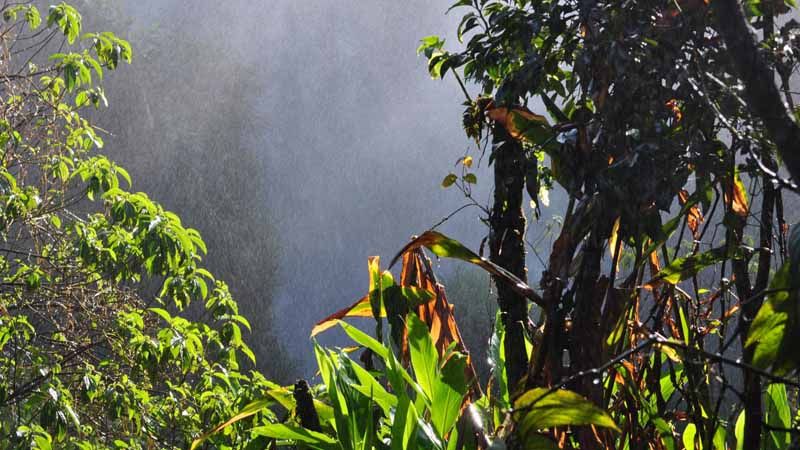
489, 124, 530, 392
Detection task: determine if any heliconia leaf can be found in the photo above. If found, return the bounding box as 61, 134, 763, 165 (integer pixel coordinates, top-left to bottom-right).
407, 313, 438, 402
189, 398, 272, 450
250, 424, 338, 449
310, 294, 384, 337
746, 262, 800, 374
513, 388, 620, 435
397, 248, 480, 393
390, 231, 544, 306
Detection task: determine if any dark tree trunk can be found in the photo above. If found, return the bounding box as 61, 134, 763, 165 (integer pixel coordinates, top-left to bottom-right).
489, 124, 530, 392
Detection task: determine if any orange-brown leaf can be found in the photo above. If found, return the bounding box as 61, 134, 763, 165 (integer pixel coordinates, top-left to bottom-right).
678, 190, 704, 238
724, 174, 749, 217
310, 295, 379, 337
486, 104, 549, 141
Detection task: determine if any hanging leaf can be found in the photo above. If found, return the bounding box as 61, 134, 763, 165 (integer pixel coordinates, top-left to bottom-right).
250, 424, 338, 450
486, 103, 554, 149
390, 231, 544, 306
310, 295, 383, 337
190, 399, 273, 450
678, 189, 704, 239
724, 172, 749, 217
513, 388, 620, 435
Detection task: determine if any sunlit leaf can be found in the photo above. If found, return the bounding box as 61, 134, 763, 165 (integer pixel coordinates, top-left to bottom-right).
190, 399, 272, 450
647, 247, 728, 286
390, 231, 543, 305
250, 424, 338, 449
746, 263, 800, 374
514, 388, 619, 436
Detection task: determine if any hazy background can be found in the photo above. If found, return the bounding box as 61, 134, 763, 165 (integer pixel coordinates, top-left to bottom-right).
76, 0, 545, 380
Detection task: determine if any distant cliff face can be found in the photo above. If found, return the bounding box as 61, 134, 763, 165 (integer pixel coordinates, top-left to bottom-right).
77, 0, 499, 379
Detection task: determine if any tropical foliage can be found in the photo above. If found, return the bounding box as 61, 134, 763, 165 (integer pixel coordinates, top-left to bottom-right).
4, 1, 800, 450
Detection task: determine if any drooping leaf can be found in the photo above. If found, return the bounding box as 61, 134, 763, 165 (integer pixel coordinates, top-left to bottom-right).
513, 388, 620, 435
190, 399, 272, 450
310, 294, 385, 337
678, 189, 704, 239
250, 424, 338, 450
486, 104, 552, 146
724, 171, 749, 218
390, 231, 543, 305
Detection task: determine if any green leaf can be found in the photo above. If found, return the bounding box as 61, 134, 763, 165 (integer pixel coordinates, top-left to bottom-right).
190, 399, 272, 450
650, 247, 728, 285
430, 353, 468, 437
407, 313, 438, 403
513, 388, 620, 436
442, 173, 458, 188
464, 173, 477, 184
389, 230, 542, 305
765, 383, 791, 450
682, 423, 697, 450
250, 424, 338, 449
746, 262, 800, 374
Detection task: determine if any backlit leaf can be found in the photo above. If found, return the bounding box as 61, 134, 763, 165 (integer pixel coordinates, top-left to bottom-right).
513, 388, 620, 434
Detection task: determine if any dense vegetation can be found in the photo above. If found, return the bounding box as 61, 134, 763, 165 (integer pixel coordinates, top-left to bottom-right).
2, 1, 800, 450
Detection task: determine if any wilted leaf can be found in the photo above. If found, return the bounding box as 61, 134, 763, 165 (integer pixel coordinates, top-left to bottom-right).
310, 295, 384, 337
513, 388, 620, 435
487, 104, 551, 144
678, 189, 704, 239
724, 172, 749, 217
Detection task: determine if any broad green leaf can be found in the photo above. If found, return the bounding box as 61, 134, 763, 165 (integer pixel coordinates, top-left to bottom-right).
391, 396, 419, 450
682, 423, 698, 450
650, 247, 728, 285
250, 424, 338, 449
765, 383, 791, 450
746, 263, 800, 374
407, 313, 438, 403
734, 410, 745, 450
190, 399, 272, 450
430, 353, 468, 437
513, 388, 620, 435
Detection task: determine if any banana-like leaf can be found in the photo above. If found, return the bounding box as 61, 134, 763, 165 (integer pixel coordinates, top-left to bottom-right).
390, 231, 544, 306
189, 399, 272, 450
513, 388, 620, 436
746, 262, 800, 374
250, 424, 338, 450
